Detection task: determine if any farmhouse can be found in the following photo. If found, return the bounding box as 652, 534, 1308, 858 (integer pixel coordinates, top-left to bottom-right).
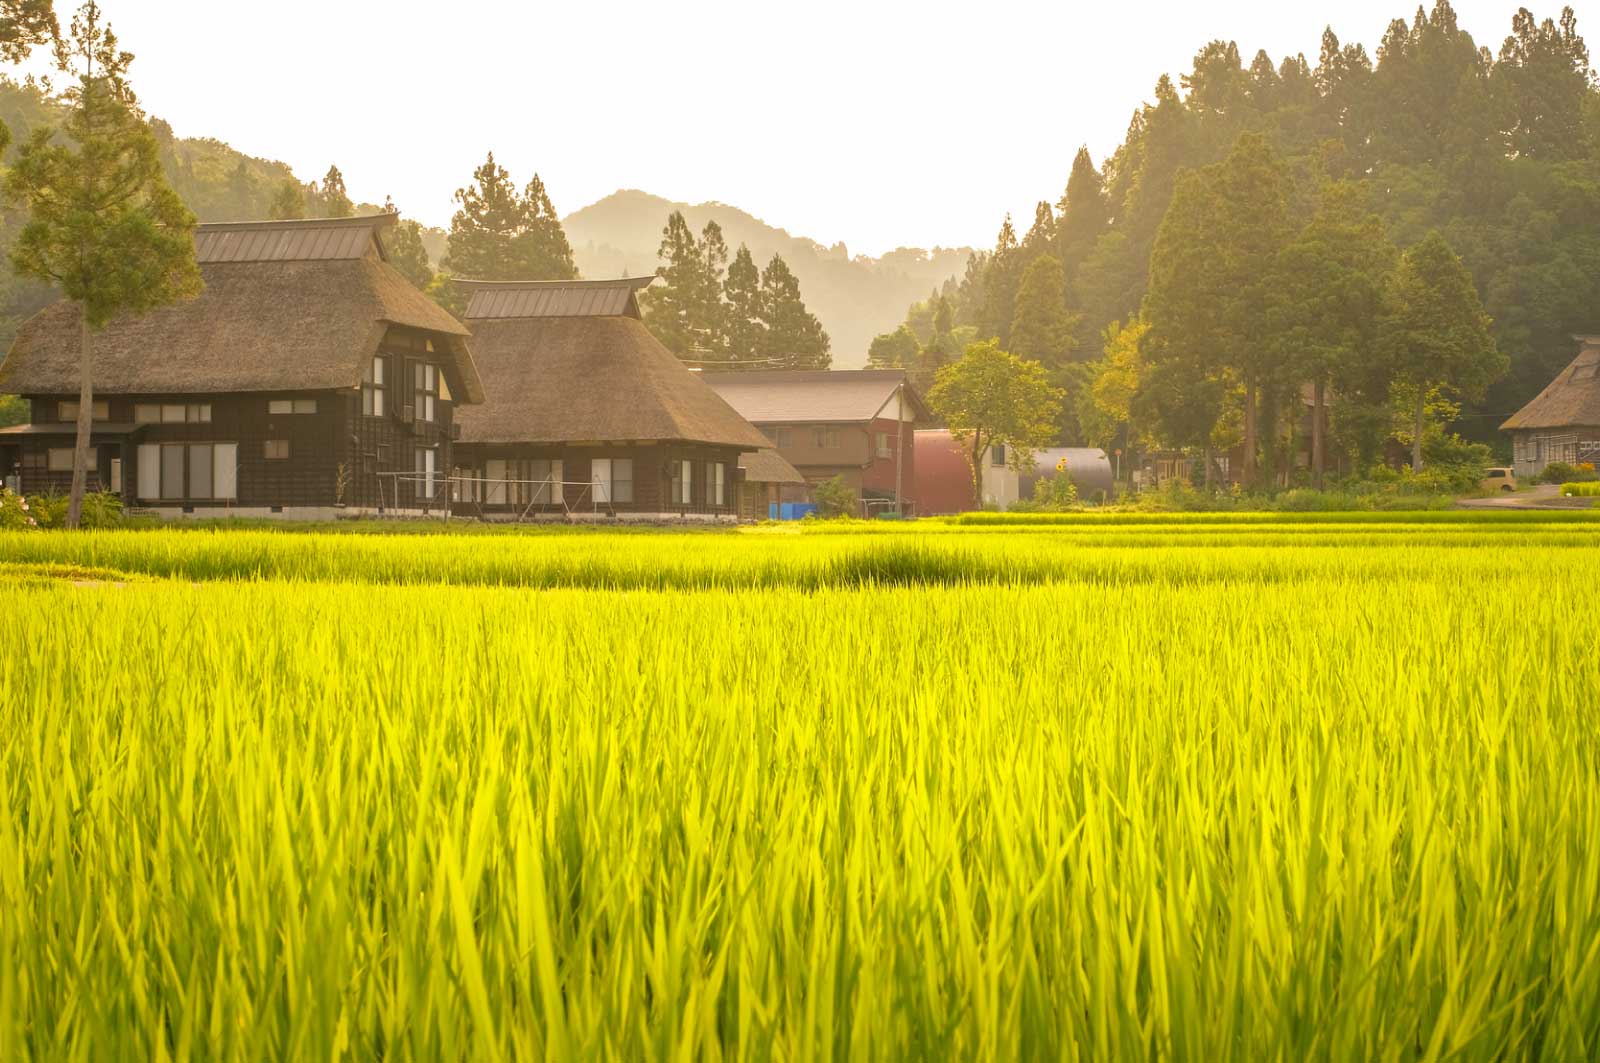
1501, 338, 1600, 477
0, 215, 482, 518
701, 369, 927, 514
450, 277, 771, 519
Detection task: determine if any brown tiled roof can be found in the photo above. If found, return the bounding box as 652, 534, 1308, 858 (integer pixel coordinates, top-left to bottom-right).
454, 313, 771, 449
1501, 339, 1600, 431
0, 218, 483, 402
739, 447, 806, 484
701, 369, 930, 424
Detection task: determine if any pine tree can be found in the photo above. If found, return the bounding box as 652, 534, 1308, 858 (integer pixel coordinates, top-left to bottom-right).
695, 220, 729, 356
644, 211, 702, 358
1020, 201, 1056, 264
516, 173, 577, 280
722, 243, 765, 366
1009, 255, 1075, 367
759, 254, 830, 370
443, 152, 526, 281
1056, 147, 1108, 282
0, 0, 54, 62
317, 164, 352, 218
4, 1, 202, 529
976, 215, 1021, 346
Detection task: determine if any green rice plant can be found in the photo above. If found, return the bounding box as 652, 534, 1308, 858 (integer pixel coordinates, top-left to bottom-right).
1559, 481, 1600, 497
1, 520, 1599, 1059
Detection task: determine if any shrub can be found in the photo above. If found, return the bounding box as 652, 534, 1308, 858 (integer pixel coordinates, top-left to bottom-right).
1538, 461, 1582, 484
811, 476, 859, 520
25, 491, 125, 529
0, 487, 39, 529
1014, 471, 1081, 513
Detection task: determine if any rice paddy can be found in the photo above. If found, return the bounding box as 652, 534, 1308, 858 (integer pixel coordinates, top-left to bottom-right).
3, 514, 1599, 1060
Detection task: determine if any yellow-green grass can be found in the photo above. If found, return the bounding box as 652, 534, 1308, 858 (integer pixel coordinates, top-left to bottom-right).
2, 518, 1599, 1059
1559, 481, 1600, 497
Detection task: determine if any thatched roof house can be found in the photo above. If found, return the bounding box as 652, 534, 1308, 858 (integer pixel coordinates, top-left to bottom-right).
1501, 338, 1600, 476
450, 277, 769, 520
0, 215, 481, 518
0, 215, 481, 401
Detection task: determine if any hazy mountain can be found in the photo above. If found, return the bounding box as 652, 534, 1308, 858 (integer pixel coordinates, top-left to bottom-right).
563, 190, 972, 367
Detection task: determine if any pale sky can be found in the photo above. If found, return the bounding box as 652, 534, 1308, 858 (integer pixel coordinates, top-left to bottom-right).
28, 0, 1562, 257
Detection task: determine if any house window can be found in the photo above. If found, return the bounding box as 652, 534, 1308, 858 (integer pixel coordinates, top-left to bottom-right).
415, 446, 437, 500
148, 403, 210, 424
137, 442, 236, 501
709, 462, 726, 506
59, 400, 109, 422
47, 448, 97, 472
670, 459, 693, 505
813, 426, 839, 449
592, 458, 634, 505
268, 399, 318, 415
992, 444, 1007, 467
876, 432, 892, 458
414, 363, 438, 423
772, 426, 791, 448
362, 357, 386, 417
264, 439, 290, 460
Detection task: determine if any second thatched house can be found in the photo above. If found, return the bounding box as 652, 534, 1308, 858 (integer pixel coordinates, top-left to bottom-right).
1501, 337, 1600, 477
0, 215, 483, 518
450, 277, 771, 519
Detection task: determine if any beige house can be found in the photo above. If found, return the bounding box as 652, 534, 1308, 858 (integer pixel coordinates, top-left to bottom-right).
1501, 338, 1600, 477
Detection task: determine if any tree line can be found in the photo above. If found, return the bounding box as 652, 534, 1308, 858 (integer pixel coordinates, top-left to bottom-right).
874, 2, 1597, 481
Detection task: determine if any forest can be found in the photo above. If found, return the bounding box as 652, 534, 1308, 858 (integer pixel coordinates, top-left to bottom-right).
871, 2, 1600, 469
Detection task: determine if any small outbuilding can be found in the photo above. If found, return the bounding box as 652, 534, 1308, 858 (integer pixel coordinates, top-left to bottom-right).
914, 430, 1114, 514
1501, 338, 1600, 477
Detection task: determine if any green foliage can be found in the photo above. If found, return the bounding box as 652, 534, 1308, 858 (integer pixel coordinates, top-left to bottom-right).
0, 485, 38, 528
643, 211, 726, 360
444, 153, 577, 284
22, 489, 122, 528
757, 253, 830, 370
313, 164, 352, 219
1559, 480, 1600, 496
810, 474, 858, 519
1008, 254, 1076, 366
929, 340, 1063, 502
867, 323, 920, 369
721, 244, 765, 365
381, 197, 434, 290
0, 392, 26, 426
1539, 461, 1598, 484
0, 0, 55, 62
266, 179, 306, 220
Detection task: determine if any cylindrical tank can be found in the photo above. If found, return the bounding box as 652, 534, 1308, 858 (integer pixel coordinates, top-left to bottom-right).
1021, 447, 1116, 502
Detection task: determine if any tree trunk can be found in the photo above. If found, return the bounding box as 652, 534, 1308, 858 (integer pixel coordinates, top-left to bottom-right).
971, 433, 985, 510
1203, 445, 1214, 490
67, 305, 93, 530
1412, 391, 1425, 473
1242, 372, 1257, 491
1311, 379, 1327, 491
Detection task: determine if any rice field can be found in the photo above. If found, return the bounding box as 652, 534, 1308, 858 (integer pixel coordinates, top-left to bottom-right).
3, 514, 1599, 1060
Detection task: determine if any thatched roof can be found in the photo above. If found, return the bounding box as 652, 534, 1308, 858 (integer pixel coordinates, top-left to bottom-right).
740, 447, 806, 485
454, 292, 771, 448
0, 216, 484, 403
702, 369, 930, 424
1501, 339, 1600, 431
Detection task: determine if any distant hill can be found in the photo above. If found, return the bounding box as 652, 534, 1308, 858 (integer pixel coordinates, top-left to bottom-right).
563, 190, 972, 368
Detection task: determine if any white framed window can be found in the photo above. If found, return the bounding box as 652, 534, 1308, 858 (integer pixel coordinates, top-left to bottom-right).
59, 400, 109, 422
710, 462, 725, 506
876, 431, 891, 458
671, 459, 693, 505
134, 404, 162, 424
47, 448, 97, 472
156, 403, 210, 424
772, 426, 791, 448
264, 439, 290, 460
415, 446, 437, 499
814, 426, 839, 449
362, 357, 386, 417
592, 458, 635, 505
414, 362, 438, 422
137, 442, 235, 500
268, 399, 317, 415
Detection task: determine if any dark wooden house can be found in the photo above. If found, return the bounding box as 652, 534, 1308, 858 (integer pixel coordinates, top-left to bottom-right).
1501, 338, 1600, 477
0, 215, 483, 518
450, 277, 771, 520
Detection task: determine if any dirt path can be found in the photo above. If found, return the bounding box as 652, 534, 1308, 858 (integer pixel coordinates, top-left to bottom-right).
1457, 484, 1593, 510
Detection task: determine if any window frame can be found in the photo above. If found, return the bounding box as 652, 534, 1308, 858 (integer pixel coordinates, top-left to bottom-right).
413, 362, 438, 423
362, 357, 387, 418
268, 398, 318, 416
47, 447, 97, 473
58, 400, 110, 423
263, 439, 290, 460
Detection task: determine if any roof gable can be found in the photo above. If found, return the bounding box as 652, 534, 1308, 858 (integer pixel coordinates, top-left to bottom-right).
194, 216, 393, 264
1502, 340, 1600, 431
461, 278, 656, 321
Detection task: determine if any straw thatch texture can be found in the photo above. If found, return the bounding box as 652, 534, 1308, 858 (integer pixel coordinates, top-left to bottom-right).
1501, 341, 1600, 430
